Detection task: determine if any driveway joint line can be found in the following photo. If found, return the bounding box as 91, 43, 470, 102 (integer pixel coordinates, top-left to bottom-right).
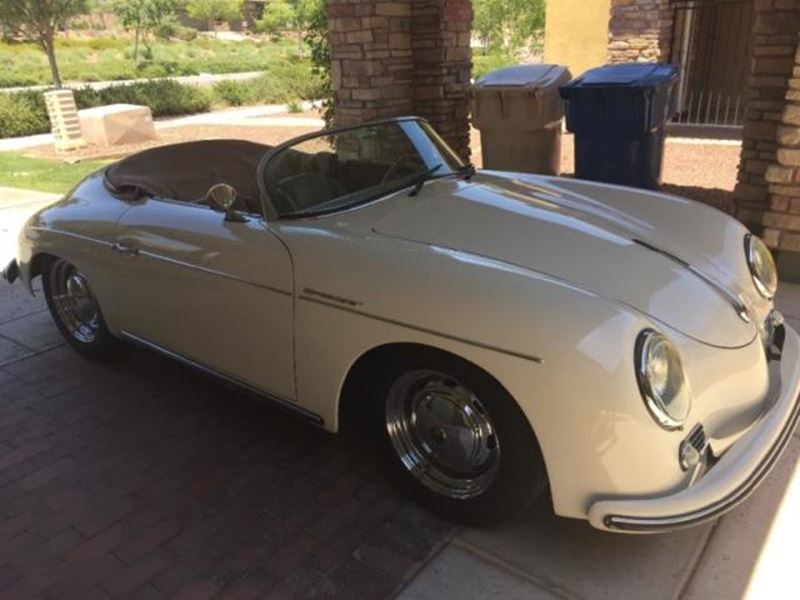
450, 537, 583, 600
392, 523, 459, 599
0, 340, 65, 368
0, 307, 49, 327
0, 330, 38, 352
675, 520, 719, 599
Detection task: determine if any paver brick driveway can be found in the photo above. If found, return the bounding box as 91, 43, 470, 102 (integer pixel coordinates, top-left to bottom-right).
0, 283, 453, 599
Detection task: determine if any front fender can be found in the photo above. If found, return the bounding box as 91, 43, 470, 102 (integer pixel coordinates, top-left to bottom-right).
13, 172, 128, 329
282, 221, 713, 518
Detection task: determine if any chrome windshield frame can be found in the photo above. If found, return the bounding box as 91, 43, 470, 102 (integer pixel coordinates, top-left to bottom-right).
256, 116, 465, 221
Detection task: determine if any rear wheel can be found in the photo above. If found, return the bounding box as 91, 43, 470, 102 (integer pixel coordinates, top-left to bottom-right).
375, 349, 547, 525
43, 258, 117, 357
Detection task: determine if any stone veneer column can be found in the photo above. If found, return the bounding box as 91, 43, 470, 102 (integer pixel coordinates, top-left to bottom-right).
733, 2, 800, 277
328, 1, 414, 125
328, 0, 472, 160
759, 33, 800, 275
410, 0, 473, 159
607, 0, 672, 63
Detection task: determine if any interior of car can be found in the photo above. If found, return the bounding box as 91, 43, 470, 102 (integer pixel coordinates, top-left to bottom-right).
104, 139, 271, 214
262, 148, 417, 216
104, 128, 430, 219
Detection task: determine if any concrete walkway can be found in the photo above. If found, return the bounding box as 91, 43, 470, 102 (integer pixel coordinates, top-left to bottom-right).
0, 188, 61, 267
0, 103, 323, 153
0, 70, 265, 95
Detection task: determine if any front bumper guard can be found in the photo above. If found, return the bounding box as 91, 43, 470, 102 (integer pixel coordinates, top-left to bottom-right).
589, 322, 800, 533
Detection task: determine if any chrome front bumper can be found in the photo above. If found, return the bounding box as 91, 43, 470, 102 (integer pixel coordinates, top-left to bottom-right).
589, 321, 800, 533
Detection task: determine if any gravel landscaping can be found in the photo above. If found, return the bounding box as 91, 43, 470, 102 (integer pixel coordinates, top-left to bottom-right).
470, 129, 741, 213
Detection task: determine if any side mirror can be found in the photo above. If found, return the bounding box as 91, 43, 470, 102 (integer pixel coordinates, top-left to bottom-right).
206, 183, 247, 223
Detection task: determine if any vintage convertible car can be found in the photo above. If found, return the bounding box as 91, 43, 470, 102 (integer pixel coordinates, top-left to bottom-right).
4, 117, 799, 532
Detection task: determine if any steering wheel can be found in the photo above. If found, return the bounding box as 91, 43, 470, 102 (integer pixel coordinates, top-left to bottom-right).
381, 156, 425, 184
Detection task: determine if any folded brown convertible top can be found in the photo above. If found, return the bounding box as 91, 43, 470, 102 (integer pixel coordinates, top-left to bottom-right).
104, 139, 273, 203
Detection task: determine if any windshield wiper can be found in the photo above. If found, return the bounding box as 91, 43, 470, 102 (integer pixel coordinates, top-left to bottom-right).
408, 163, 443, 196
458, 162, 476, 180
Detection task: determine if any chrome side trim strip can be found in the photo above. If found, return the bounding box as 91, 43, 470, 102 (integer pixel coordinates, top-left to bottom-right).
298, 295, 544, 365
302, 288, 363, 307
135, 250, 292, 297
33, 227, 114, 248
119, 330, 323, 425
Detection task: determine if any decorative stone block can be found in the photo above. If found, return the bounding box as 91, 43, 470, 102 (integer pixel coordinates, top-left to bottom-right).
78, 103, 157, 146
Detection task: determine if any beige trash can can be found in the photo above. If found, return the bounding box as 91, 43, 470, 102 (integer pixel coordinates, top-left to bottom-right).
471, 64, 571, 175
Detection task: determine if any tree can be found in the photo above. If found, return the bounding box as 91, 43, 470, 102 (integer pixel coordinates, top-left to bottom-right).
113, 0, 178, 62
473, 0, 545, 53
185, 0, 244, 35
303, 0, 331, 126
293, 0, 322, 49
256, 0, 320, 46
256, 0, 295, 41
0, 0, 87, 87
87, 0, 113, 30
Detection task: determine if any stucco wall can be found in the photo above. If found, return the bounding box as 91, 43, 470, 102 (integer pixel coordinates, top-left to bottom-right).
543, 0, 610, 76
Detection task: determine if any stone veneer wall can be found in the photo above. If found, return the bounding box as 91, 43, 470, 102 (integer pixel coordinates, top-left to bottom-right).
734, 2, 800, 274
607, 0, 672, 63
327, 0, 472, 159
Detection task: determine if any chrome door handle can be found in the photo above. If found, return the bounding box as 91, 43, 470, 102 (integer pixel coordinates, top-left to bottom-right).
111, 242, 138, 256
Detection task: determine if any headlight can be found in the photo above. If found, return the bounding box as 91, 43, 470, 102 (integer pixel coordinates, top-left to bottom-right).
745, 234, 778, 299
635, 330, 692, 430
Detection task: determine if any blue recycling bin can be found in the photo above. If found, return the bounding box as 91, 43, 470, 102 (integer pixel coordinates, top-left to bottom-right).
559, 64, 679, 190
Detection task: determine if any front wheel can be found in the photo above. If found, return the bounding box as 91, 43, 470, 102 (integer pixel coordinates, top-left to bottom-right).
375, 349, 547, 525
43, 258, 117, 357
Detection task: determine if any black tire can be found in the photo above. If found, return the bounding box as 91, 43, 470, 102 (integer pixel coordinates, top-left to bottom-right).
42, 257, 118, 358
373, 347, 547, 526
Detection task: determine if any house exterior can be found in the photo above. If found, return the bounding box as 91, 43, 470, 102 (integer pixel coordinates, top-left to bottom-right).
327, 0, 800, 278
546, 0, 751, 129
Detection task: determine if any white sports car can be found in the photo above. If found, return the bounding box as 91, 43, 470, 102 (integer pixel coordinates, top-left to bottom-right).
4, 118, 799, 532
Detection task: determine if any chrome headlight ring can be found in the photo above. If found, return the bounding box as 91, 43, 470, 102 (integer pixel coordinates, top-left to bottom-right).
745, 234, 778, 300
635, 330, 692, 431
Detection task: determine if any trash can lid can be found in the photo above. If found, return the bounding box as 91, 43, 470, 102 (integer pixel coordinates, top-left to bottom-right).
475, 64, 570, 89
571, 63, 679, 88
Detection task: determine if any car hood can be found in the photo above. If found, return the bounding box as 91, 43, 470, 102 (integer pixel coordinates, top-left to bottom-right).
370, 171, 758, 348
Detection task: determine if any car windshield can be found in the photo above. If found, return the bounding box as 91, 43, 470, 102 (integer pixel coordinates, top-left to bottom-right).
259, 119, 466, 218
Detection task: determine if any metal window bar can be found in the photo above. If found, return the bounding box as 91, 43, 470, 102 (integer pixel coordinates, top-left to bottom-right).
667, 0, 753, 130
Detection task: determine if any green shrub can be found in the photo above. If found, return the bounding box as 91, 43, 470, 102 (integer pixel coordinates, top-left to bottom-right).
211, 62, 319, 107
0, 91, 49, 138
473, 49, 517, 81
174, 26, 199, 42
0, 37, 301, 88
155, 20, 178, 41
0, 66, 323, 139
212, 79, 253, 106
74, 80, 212, 117
286, 99, 302, 113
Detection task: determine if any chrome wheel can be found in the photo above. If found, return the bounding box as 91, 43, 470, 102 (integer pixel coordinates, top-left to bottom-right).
47, 260, 101, 344
385, 370, 501, 499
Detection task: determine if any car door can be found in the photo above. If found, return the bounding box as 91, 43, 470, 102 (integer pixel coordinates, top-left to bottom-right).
112, 197, 296, 401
